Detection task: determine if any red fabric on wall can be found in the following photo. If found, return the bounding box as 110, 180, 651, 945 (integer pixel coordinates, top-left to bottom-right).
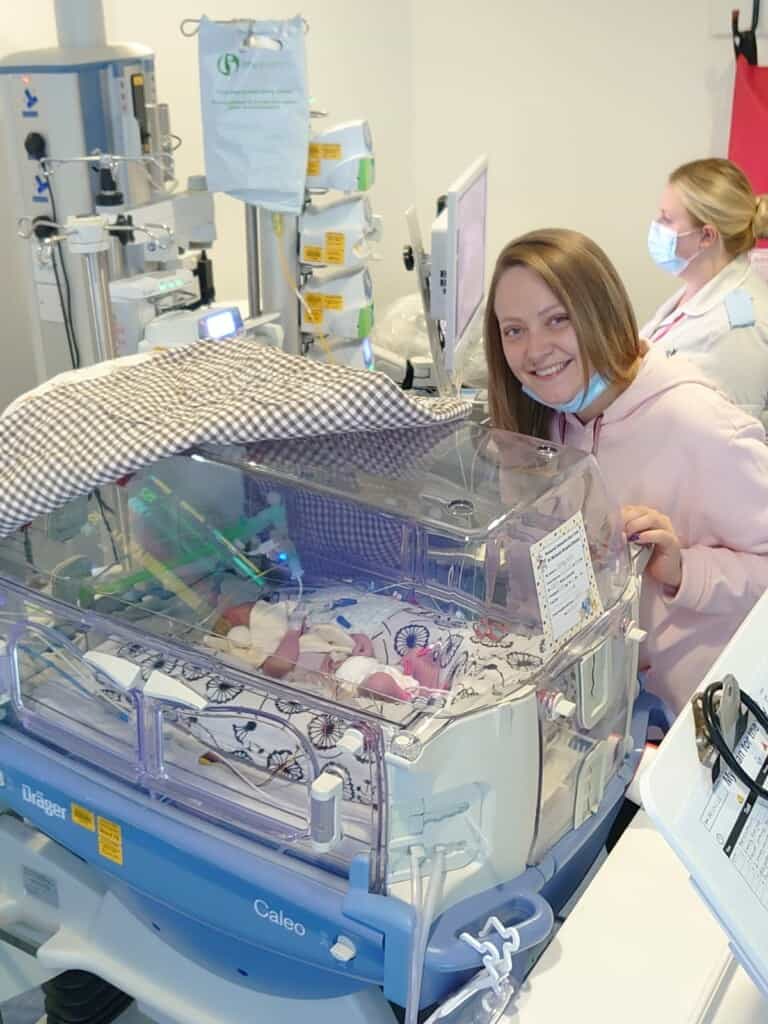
729, 54, 768, 194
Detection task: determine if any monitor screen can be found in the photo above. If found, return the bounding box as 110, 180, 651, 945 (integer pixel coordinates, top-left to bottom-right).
200, 308, 242, 340
454, 168, 488, 344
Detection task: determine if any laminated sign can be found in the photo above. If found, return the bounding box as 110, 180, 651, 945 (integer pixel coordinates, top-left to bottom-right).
198, 15, 309, 213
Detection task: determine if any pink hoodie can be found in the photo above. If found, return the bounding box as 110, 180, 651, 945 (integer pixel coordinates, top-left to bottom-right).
552, 347, 768, 714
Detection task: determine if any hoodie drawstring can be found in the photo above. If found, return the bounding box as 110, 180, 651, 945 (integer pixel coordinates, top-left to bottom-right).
592, 413, 604, 455
558, 411, 604, 454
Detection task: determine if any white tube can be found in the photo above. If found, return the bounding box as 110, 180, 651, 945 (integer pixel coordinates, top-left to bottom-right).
55, 0, 107, 48
410, 846, 423, 911
405, 847, 446, 1024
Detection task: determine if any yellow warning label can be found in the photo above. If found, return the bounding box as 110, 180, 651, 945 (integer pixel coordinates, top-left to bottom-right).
71, 803, 95, 832
307, 143, 322, 177
324, 232, 346, 265
302, 245, 324, 263
324, 294, 344, 311
97, 816, 124, 866
320, 143, 342, 161
304, 293, 325, 325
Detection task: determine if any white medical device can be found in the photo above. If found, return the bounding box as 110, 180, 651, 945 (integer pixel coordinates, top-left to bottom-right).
402, 155, 489, 396
140, 305, 244, 351
306, 120, 376, 194
429, 157, 488, 373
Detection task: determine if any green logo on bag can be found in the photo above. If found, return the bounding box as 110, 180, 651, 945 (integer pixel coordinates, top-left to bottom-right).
217, 53, 240, 76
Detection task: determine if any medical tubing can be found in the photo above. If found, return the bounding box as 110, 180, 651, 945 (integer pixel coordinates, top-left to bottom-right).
406, 847, 447, 1024
410, 845, 423, 910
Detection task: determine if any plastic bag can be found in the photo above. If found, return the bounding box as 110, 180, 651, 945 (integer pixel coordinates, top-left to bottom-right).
371, 293, 488, 387
198, 15, 309, 213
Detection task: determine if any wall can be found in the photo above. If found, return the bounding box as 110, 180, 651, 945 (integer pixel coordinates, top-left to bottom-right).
409, 0, 740, 326
0, 0, 754, 407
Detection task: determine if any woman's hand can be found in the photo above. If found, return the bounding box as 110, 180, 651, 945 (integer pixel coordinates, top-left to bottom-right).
622, 505, 682, 592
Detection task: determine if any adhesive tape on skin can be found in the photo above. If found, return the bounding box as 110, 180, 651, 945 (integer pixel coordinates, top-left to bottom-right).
249, 602, 290, 656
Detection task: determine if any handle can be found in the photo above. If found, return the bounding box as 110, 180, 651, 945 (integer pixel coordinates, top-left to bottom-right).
428, 890, 554, 971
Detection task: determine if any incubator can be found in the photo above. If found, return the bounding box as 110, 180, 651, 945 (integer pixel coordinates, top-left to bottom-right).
0, 422, 645, 1017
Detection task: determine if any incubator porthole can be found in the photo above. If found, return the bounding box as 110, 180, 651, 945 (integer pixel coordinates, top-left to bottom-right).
447, 499, 474, 519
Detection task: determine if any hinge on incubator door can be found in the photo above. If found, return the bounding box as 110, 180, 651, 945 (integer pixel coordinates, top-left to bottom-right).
624, 620, 647, 644
311, 770, 343, 852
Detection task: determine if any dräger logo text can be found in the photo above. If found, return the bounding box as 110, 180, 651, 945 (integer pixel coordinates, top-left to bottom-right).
254, 898, 306, 936
21, 784, 67, 820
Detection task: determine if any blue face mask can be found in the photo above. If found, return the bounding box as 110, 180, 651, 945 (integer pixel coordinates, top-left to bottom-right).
523, 372, 609, 413
647, 220, 701, 276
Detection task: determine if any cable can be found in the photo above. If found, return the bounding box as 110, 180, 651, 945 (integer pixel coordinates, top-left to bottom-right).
702, 679, 768, 802
94, 488, 120, 563
44, 167, 81, 369
50, 247, 78, 369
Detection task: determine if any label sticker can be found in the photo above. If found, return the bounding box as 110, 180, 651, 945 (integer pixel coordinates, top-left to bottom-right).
304, 293, 325, 325
323, 294, 344, 311
23, 866, 59, 908
71, 802, 95, 831
302, 245, 323, 263
699, 719, 768, 908
320, 143, 342, 160
324, 231, 346, 265
97, 816, 124, 866
307, 143, 321, 177
530, 512, 603, 645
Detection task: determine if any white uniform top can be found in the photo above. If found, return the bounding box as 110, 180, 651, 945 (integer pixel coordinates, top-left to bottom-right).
640, 254, 768, 424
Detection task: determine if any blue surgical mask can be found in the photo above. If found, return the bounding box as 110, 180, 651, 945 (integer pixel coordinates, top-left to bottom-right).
523, 372, 609, 413
647, 220, 701, 276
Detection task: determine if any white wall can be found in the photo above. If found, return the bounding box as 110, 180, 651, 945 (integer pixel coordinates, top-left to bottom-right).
409, 0, 739, 326
0, 0, 751, 407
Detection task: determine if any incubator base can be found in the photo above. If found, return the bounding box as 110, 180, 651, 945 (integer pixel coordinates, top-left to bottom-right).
0, 812, 396, 1024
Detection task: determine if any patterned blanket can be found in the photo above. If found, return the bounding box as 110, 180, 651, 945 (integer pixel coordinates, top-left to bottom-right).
0, 340, 469, 537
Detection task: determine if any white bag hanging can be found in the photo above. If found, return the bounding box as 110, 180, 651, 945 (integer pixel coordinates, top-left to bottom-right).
198, 15, 309, 213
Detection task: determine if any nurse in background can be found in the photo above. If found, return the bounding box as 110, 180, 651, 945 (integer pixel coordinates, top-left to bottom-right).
643, 158, 768, 423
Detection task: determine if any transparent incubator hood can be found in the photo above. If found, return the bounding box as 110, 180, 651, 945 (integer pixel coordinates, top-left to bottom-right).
0, 422, 636, 890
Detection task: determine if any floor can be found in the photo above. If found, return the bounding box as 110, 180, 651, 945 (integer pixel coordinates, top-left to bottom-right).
0, 988, 44, 1024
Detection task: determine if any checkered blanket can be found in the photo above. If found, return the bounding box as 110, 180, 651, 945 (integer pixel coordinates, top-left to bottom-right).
0, 340, 470, 538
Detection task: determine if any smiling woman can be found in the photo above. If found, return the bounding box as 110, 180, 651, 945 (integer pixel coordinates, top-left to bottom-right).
484, 229, 643, 439
484, 227, 768, 717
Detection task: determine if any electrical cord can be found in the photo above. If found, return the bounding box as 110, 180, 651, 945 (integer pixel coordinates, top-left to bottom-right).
702, 679, 768, 802
50, 246, 78, 369
44, 165, 81, 368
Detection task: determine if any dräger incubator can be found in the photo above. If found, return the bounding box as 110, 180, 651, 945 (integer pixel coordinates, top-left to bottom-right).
0, 422, 646, 1022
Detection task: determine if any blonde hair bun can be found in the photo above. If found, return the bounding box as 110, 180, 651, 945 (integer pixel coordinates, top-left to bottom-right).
754, 195, 768, 239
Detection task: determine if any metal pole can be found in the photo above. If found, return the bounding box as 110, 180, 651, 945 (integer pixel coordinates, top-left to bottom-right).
245, 204, 262, 319
83, 250, 118, 361
55, 0, 107, 48
106, 236, 126, 282
258, 209, 300, 354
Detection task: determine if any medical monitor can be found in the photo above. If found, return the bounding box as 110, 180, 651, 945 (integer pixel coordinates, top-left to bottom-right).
429, 156, 488, 373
